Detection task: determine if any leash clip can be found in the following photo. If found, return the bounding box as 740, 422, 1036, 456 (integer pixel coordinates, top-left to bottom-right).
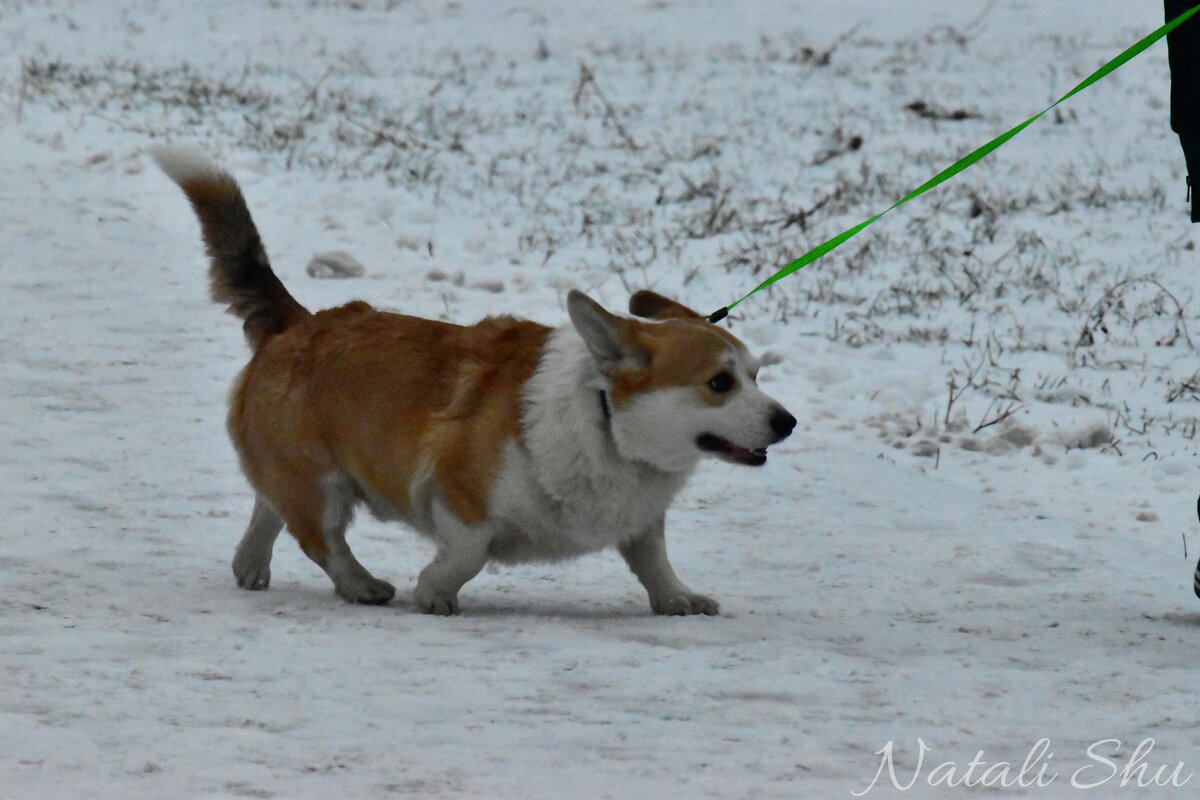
706, 307, 729, 324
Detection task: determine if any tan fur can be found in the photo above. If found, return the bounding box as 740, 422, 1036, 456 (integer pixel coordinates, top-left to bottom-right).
628, 289, 703, 321
231, 298, 736, 550
229, 303, 550, 556
607, 320, 732, 407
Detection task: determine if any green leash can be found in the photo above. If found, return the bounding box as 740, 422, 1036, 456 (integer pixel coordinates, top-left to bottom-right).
706, 5, 1200, 324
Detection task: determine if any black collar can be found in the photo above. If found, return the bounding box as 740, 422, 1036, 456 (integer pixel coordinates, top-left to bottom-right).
598, 389, 611, 422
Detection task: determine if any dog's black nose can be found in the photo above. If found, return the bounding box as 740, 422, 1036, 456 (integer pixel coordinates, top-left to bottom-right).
770, 407, 797, 439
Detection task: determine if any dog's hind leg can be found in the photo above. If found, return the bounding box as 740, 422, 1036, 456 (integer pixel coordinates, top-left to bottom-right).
314, 474, 396, 605
240, 468, 394, 603
232, 496, 284, 590
230, 393, 391, 602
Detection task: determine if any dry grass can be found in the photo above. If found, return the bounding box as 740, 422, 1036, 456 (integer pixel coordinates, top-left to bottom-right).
14, 14, 1199, 453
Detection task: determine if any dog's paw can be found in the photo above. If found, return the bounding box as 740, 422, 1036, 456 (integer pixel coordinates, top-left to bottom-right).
232, 551, 271, 591
650, 592, 720, 616
335, 575, 396, 605
414, 586, 460, 616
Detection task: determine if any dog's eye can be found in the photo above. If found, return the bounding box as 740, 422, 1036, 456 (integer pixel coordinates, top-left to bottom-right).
708, 372, 736, 393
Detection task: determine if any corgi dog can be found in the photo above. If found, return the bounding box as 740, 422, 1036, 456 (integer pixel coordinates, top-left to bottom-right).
153, 146, 795, 615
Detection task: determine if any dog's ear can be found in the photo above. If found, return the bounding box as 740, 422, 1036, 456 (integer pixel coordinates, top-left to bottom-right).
628, 290, 702, 321
567, 290, 648, 374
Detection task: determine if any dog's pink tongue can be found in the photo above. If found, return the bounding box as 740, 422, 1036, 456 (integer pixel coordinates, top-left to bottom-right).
729, 445, 767, 466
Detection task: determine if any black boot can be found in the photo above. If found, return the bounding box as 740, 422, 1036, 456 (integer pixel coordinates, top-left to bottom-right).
1182, 131, 1200, 223
1195, 495, 1200, 599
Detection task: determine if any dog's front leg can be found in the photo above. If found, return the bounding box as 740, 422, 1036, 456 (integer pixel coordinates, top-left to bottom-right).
619, 516, 719, 616
414, 505, 491, 616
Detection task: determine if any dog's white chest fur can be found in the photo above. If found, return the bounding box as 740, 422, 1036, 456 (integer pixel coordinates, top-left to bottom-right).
482, 329, 692, 562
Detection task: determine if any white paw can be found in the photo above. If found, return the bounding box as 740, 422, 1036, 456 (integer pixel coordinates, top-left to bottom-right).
232, 549, 271, 590
414, 585, 460, 616
650, 592, 720, 616
334, 575, 396, 605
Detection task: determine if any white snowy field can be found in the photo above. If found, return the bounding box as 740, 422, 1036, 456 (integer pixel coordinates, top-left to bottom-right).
4, 0, 1200, 797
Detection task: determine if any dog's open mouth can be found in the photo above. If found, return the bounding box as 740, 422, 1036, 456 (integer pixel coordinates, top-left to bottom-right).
696, 434, 768, 466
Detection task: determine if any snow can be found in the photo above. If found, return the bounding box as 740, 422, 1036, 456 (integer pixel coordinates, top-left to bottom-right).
3, 0, 1200, 797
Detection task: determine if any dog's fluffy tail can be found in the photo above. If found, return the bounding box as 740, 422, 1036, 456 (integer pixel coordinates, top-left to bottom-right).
152, 146, 310, 349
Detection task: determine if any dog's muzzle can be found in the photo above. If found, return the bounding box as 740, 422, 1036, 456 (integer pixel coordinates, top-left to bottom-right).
696, 406, 795, 467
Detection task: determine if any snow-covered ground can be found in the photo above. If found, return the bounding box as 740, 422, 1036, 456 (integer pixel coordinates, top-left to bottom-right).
3, 1, 1200, 797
